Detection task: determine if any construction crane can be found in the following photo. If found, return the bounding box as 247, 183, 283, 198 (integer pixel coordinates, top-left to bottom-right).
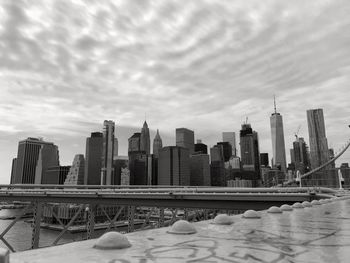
294, 125, 301, 140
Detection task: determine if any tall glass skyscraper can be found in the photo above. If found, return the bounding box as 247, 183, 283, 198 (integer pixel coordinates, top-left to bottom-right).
240, 123, 260, 175
101, 120, 115, 185
270, 99, 287, 172
307, 109, 329, 169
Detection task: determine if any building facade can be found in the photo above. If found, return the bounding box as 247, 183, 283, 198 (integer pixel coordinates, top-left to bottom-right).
158, 146, 190, 185
176, 128, 194, 154
64, 154, 85, 185
239, 124, 260, 176
190, 153, 210, 186
222, 132, 236, 156
270, 104, 287, 172
152, 129, 163, 158
84, 132, 103, 185
13, 137, 59, 184
101, 120, 115, 185
140, 121, 150, 155
307, 109, 329, 169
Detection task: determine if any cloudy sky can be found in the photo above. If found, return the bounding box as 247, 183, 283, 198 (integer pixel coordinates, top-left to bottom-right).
0, 0, 350, 183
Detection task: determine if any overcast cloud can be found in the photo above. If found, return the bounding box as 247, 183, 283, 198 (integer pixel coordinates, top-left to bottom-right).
0, 0, 350, 183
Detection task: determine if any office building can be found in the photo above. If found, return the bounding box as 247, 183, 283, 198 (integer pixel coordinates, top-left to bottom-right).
42, 165, 71, 184
307, 109, 330, 169
153, 129, 163, 158
101, 120, 115, 185
260, 153, 269, 167
270, 98, 287, 172
222, 132, 237, 156
128, 132, 147, 185
34, 143, 60, 184
190, 153, 210, 186
158, 146, 190, 185
128, 133, 141, 153
216, 142, 232, 162
13, 137, 59, 184
64, 154, 85, 185
10, 158, 17, 184
194, 140, 208, 154
176, 128, 194, 154
292, 137, 310, 174
84, 132, 103, 185
113, 157, 128, 185
140, 121, 150, 154
240, 124, 260, 176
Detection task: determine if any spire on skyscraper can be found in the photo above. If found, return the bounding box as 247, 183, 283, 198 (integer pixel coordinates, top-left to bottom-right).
140, 120, 150, 154
273, 95, 277, 114
153, 129, 163, 158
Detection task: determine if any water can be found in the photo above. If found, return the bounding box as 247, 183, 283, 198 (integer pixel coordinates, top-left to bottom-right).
0, 209, 104, 252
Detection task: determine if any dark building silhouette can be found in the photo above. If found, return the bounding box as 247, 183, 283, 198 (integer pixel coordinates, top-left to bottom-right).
240, 124, 260, 178
158, 146, 190, 185
10, 158, 17, 184
190, 153, 210, 186
153, 129, 163, 158
128, 133, 147, 185
176, 128, 195, 154
84, 132, 103, 185
13, 137, 59, 184
216, 142, 232, 162
210, 161, 226, 186
140, 121, 150, 155
260, 153, 269, 167
113, 158, 128, 185
194, 140, 208, 154
42, 166, 71, 184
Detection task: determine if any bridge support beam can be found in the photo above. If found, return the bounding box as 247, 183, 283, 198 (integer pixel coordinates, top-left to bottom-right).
127, 206, 135, 233
31, 202, 43, 249
86, 204, 97, 239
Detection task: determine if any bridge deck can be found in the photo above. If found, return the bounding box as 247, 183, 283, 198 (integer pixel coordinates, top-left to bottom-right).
10, 196, 350, 263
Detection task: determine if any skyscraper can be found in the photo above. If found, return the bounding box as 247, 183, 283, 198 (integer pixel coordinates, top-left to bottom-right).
240, 124, 260, 176
84, 132, 103, 185
307, 109, 329, 169
176, 128, 194, 154
101, 120, 115, 185
13, 137, 59, 184
152, 129, 163, 158
128, 132, 148, 185
292, 137, 310, 174
270, 98, 287, 172
222, 132, 237, 156
194, 140, 208, 154
34, 143, 60, 184
190, 154, 210, 186
140, 121, 150, 154
158, 146, 190, 186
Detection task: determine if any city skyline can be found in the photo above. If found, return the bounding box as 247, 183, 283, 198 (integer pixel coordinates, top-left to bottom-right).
1, 0, 350, 183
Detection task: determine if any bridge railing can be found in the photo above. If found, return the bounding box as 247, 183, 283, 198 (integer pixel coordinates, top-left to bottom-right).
0, 187, 333, 252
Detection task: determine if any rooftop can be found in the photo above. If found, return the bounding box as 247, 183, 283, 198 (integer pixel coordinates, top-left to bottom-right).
10, 196, 350, 263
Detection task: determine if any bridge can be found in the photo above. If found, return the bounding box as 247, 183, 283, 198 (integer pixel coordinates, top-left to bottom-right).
5, 195, 350, 263
0, 185, 335, 252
